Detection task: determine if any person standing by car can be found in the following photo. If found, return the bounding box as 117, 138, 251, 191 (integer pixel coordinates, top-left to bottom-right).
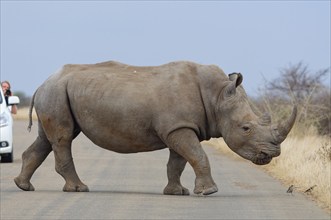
1, 81, 17, 114
0, 82, 20, 163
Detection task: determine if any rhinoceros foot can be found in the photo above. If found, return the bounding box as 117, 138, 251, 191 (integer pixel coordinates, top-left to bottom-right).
195, 185, 218, 195
14, 176, 35, 191
63, 183, 89, 192
163, 184, 190, 195
194, 178, 218, 195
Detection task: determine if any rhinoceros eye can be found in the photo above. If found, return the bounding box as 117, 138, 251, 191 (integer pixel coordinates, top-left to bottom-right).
242, 125, 251, 132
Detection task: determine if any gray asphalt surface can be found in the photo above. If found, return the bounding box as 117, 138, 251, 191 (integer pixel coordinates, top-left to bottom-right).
1, 120, 329, 220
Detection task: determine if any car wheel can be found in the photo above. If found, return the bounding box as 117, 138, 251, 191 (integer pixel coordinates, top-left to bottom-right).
1, 150, 13, 163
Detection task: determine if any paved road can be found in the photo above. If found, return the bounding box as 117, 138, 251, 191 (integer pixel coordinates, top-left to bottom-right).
1, 120, 329, 219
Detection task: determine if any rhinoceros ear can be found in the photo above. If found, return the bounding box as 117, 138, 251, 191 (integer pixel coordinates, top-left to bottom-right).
224, 73, 243, 98
228, 72, 243, 87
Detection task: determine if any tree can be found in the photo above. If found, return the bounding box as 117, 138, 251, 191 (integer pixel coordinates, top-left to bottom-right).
12, 91, 31, 107
266, 62, 329, 102
258, 62, 330, 136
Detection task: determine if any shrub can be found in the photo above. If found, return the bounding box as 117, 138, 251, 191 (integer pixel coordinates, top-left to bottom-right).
254, 62, 330, 137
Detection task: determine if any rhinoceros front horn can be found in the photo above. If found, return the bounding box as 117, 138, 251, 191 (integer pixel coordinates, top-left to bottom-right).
275, 106, 297, 143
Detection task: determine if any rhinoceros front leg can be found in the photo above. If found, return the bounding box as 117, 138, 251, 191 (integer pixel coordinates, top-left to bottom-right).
163, 149, 190, 195
165, 128, 218, 195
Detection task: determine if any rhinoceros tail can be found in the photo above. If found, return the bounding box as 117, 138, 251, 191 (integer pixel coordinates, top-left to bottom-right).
27, 90, 37, 132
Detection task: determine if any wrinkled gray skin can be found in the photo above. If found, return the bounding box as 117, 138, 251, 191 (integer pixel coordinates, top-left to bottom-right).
14, 61, 297, 195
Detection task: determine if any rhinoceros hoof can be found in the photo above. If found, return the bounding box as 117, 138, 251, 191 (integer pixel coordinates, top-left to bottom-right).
63, 183, 89, 192
194, 184, 218, 195
14, 177, 35, 191
163, 184, 190, 195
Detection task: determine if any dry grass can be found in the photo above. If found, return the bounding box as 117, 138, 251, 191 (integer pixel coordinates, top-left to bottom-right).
264, 136, 331, 212
12, 107, 37, 121
208, 136, 331, 213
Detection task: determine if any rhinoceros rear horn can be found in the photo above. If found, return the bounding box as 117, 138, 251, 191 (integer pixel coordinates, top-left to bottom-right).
259, 113, 271, 126
224, 73, 243, 97
276, 105, 297, 143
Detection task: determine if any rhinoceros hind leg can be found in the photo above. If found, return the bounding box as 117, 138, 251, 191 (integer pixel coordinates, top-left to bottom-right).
163, 184, 190, 195
52, 139, 89, 192
163, 149, 190, 195
14, 128, 52, 191
14, 177, 35, 191
38, 99, 87, 192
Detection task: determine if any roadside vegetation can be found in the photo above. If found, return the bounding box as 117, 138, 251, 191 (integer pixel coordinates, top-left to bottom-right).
13, 62, 330, 212
256, 62, 330, 212
211, 135, 330, 213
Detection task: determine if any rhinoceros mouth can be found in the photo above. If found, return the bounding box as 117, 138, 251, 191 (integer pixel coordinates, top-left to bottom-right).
252, 151, 273, 165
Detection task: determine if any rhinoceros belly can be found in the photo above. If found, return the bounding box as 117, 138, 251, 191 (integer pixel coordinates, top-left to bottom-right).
71, 105, 167, 153
82, 125, 167, 153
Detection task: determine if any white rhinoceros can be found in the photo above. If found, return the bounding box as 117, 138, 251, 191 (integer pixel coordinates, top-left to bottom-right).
14, 61, 296, 195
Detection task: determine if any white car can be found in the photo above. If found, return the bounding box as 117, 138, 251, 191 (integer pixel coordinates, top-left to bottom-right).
0, 89, 20, 162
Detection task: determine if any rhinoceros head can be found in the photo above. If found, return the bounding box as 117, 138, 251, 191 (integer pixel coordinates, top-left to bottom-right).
217, 73, 297, 165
